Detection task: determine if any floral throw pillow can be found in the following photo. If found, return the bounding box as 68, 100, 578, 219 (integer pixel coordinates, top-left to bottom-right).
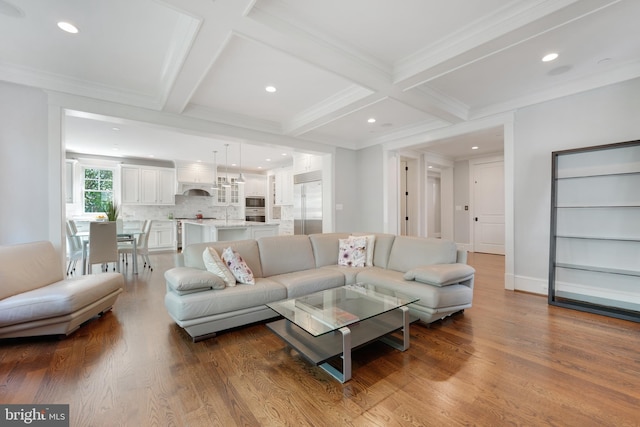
221, 247, 256, 285
338, 237, 367, 267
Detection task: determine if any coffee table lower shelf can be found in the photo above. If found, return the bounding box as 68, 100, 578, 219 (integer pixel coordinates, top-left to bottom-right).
266, 306, 410, 383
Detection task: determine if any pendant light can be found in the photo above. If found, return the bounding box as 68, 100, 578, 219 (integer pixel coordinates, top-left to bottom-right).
237, 142, 245, 184
211, 151, 219, 190
222, 144, 231, 188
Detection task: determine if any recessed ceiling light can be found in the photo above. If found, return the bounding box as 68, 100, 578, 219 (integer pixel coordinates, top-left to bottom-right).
367, 118, 376, 123
57, 21, 79, 34
266, 158, 271, 162
542, 53, 558, 62
112, 127, 120, 131
472, 146, 479, 150
282, 153, 287, 156
265, 86, 276, 93
428, 165, 433, 169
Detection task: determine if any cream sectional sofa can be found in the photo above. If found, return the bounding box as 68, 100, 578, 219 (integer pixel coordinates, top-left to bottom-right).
0, 241, 124, 339
165, 233, 475, 342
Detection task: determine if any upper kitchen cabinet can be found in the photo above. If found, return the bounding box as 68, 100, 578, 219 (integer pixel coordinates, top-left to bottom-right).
176, 163, 214, 184
293, 153, 323, 175
215, 175, 243, 206
244, 174, 267, 197
121, 165, 175, 205
273, 167, 293, 206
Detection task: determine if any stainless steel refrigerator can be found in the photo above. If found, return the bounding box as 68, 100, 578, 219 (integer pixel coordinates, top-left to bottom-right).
293, 171, 322, 235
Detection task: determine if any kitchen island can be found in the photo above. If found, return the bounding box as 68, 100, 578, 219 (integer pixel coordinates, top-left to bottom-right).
181, 219, 280, 249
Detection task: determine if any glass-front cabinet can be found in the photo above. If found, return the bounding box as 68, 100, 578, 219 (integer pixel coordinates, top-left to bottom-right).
549, 140, 640, 322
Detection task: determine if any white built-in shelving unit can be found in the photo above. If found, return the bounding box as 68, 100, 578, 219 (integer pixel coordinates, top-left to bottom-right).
549, 140, 640, 321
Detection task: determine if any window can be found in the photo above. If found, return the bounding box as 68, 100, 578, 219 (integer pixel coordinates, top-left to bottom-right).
83, 167, 113, 212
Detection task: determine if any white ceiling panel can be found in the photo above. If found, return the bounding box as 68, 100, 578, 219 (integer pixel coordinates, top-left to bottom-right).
0, 0, 195, 104
424, 0, 640, 112
189, 35, 357, 125
307, 97, 443, 143
255, 0, 512, 65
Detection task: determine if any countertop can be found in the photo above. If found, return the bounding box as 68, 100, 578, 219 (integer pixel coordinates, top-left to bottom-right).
181, 219, 279, 228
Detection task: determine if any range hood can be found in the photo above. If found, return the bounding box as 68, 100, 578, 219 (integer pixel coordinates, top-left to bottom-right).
182, 188, 211, 197
179, 183, 214, 197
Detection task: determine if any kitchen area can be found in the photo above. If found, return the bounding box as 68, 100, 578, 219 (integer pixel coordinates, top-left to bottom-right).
65, 151, 324, 252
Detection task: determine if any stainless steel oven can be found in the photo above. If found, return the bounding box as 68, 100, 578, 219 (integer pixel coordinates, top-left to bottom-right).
245, 207, 266, 222
245, 197, 265, 208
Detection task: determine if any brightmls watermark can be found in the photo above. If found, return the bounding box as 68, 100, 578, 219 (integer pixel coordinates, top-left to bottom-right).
1, 405, 69, 426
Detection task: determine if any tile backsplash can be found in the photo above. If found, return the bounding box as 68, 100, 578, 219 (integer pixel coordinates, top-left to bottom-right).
120, 195, 241, 220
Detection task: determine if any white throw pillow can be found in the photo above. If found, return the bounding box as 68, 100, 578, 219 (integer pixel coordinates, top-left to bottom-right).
338, 237, 367, 267
221, 247, 255, 285
203, 247, 236, 287
353, 234, 376, 266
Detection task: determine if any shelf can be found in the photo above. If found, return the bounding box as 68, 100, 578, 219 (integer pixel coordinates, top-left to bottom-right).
556, 163, 640, 179
556, 204, 640, 209
555, 263, 640, 277
556, 234, 640, 242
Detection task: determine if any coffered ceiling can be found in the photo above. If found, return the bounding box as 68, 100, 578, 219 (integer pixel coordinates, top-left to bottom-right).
1, 0, 639, 167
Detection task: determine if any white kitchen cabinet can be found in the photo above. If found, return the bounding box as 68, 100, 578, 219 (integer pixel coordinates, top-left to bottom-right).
274, 167, 293, 205
140, 169, 158, 204
158, 169, 176, 204
121, 165, 175, 205
293, 153, 323, 174
244, 174, 267, 197
148, 220, 176, 252
215, 174, 244, 206
177, 163, 214, 184
121, 166, 140, 204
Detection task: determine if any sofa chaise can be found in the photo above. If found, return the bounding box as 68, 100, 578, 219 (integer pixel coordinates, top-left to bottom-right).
0, 241, 124, 339
165, 233, 475, 342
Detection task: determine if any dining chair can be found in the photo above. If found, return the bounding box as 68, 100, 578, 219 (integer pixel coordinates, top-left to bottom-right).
119, 219, 153, 271
88, 221, 120, 274
65, 220, 84, 275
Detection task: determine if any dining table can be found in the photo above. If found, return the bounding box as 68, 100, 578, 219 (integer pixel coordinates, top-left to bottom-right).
76, 229, 142, 275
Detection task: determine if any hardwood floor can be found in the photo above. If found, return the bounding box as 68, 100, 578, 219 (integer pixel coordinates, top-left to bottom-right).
1, 252, 639, 426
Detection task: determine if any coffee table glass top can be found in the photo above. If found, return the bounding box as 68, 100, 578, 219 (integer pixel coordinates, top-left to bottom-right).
267, 284, 418, 337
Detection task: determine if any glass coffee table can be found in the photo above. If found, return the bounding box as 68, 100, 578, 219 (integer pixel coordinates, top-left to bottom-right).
266, 284, 418, 383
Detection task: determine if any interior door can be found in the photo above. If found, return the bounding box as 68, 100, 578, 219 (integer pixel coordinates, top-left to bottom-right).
473, 160, 505, 254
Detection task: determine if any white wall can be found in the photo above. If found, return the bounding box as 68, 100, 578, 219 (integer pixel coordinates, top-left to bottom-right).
356, 144, 385, 232
453, 160, 470, 244
0, 82, 49, 245
513, 77, 640, 294
334, 147, 359, 232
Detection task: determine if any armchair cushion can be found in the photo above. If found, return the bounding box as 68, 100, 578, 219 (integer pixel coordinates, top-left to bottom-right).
165, 267, 226, 294
403, 264, 476, 287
